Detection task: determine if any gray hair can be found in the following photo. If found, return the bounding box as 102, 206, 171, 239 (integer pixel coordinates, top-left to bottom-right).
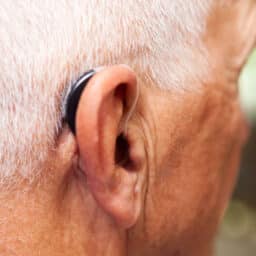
0, 0, 212, 183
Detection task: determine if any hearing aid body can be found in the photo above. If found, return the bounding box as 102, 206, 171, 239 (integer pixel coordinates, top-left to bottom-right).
64, 69, 96, 134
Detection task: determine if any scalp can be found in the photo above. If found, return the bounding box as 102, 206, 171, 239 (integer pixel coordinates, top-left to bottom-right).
0, 0, 212, 182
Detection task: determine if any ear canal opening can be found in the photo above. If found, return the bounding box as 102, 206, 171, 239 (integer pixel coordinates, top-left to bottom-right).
115, 133, 133, 170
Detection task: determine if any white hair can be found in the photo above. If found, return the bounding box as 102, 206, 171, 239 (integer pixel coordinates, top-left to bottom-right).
0, 0, 212, 183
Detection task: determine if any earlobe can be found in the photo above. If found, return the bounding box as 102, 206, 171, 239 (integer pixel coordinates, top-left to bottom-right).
74, 65, 144, 228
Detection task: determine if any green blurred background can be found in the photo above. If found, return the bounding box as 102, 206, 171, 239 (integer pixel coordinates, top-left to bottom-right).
216, 49, 256, 256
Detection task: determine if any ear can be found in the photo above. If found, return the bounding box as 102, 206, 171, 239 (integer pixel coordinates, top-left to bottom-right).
75, 65, 144, 228
206, 0, 256, 81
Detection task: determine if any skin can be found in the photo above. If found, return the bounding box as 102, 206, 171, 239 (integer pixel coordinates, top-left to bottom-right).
0, 1, 255, 256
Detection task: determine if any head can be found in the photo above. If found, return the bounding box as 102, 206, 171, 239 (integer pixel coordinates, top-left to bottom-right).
0, 0, 255, 255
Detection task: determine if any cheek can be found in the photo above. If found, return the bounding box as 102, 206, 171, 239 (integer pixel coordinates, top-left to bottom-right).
145, 142, 226, 249
143, 96, 246, 249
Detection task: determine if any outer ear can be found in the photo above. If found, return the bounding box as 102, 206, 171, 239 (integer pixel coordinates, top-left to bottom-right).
75, 65, 144, 228
206, 0, 256, 81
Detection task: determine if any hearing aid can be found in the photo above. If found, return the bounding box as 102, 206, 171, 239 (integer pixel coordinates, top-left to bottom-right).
63, 65, 139, 135
64, 69, 96, 134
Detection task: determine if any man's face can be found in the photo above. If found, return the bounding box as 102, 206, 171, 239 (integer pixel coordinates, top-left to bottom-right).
126, 2, 256, 252
127, 78, 249, 255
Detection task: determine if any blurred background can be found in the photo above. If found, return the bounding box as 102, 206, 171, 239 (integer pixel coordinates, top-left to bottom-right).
216, 49, 256, 256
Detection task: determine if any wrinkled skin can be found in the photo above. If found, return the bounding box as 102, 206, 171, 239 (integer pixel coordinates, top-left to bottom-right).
127, 78, 249, 256
0, 1, 255, 256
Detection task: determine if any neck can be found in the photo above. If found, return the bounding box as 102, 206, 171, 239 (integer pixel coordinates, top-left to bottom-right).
0, 174, 128, 256
79, 193, 127, 256
70, 173, 128, 256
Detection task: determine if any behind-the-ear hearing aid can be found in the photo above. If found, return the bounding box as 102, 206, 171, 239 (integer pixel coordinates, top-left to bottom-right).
63, 65, 139, 136
64, 69, 96, 134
